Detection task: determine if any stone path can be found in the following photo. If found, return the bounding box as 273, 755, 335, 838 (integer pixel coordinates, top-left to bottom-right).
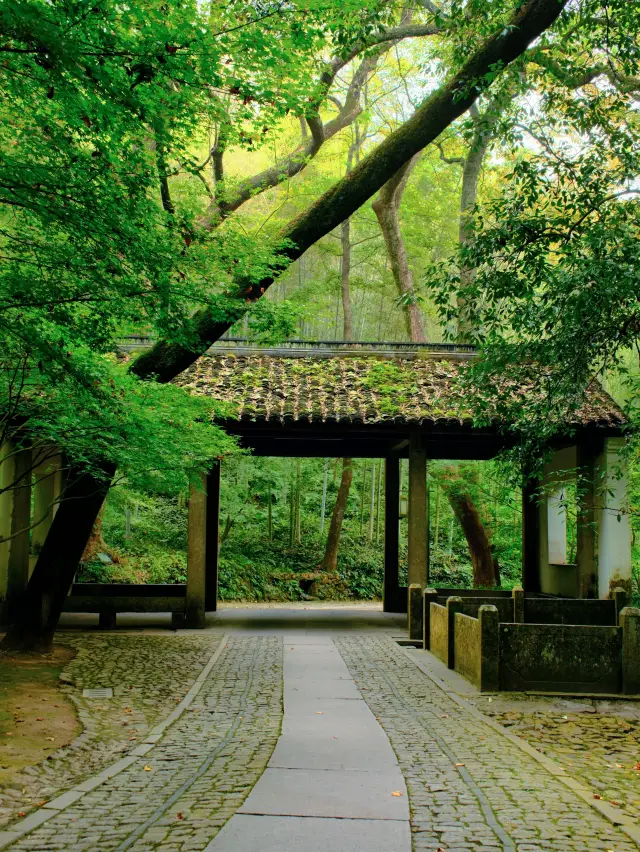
1, 606, 639, 851
206, 635, 410, 852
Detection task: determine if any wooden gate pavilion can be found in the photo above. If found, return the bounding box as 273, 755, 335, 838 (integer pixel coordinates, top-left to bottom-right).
176, 340, 631, 628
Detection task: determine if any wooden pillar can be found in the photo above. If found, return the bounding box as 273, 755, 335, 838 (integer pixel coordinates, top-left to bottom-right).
383, 456, 400, 612
521, 474, 541, 593
407, 434, 428, 589
576, 439, 600, 599
7, 446, 33, 607
205, 463, 221, 611
186, 474, 207, 628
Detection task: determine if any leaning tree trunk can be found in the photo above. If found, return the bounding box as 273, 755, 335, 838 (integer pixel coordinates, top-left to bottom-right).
444, 487, 499, 587
319, 459, 353, 572
1, 466, 114, 652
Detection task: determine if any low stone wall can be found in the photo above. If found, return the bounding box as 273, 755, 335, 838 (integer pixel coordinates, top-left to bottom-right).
455, 597, 514, 623
429, 603, 449, 665
499, 623, 622, 694
523, 597, 617, 626
428, 601, 640, 695
453, 613, 480, 686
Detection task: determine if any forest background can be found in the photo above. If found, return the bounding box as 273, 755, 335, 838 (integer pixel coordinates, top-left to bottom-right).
2, 0, 640, 613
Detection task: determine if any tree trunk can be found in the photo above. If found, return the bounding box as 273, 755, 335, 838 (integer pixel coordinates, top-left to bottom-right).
446, 489, 499, 588
1, 467, 114, 652
319, 459, 353, 572
456, 100, 502, 341
81, 502, 107, 563
372, 155, 427, 342
341, 218, 354, 339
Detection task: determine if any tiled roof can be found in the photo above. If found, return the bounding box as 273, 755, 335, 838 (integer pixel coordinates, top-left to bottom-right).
174, 354, 625, 428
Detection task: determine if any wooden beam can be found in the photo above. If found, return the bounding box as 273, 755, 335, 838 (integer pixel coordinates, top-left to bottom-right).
383, 457, 400, 612
205, 463, 221, 611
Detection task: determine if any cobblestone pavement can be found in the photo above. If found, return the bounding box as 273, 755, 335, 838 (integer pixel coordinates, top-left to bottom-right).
335, 635, 638, 852
7, 635, 282, 851
489, 705, 640, 827
1, 635, 219, 828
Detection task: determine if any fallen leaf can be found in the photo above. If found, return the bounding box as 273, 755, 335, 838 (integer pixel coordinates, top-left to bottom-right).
594, 794, 602, 800
35, 718, 44, 722
144, 765, 152, 771
440, 714, 448, 719
391, 791, 403, 797
46, 737, 55, 742
177, 812, 183, 820
316, 711, 324, 715
17, 812, 26, 818
455, 763, 465, 767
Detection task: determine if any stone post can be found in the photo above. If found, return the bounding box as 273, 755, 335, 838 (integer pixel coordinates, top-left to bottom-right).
31, 453, 61, 576
383, 457, 401, 612
407, 435, 428, 589
408, 583, 423, 643
512, 587, 525, 624
612, 587, 627, 626
478, 605, 500, 692
596, 438, 632, 600
186, 475, 207, 628
446, 596, 463, 669
422, 588, 438, 650
620, 607, 640, 695
7, 446, 33, 608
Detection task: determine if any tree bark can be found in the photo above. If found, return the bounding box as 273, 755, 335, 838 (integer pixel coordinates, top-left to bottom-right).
131, 0, 568, 383
319, 459, 353, 572
446, 490, 498, 587
373, 154, 426, 341
1, 467, 114, 652
341, 218, 354, 339
456, 102, 500, 341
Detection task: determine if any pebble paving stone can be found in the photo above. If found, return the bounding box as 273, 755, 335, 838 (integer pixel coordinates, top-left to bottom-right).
491, 706, 640, 826
335, 634, 638, 852
0, 635, 219, 828
7, 636, 282, 852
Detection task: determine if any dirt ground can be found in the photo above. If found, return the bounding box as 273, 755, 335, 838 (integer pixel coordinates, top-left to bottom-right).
0, 646, 80, 793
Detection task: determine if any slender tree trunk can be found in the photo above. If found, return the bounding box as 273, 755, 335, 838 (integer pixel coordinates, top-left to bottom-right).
319, 459, 353, 572
434, 485, 441, 549
320, 458, 328, 534
372, 155, 427, 342
368, 460, 376, 543
341, 218, 354, 339
1, 467, 114, 652
456, 101, 501, 341
295, 459, 302, 545
267, 478, 273, 541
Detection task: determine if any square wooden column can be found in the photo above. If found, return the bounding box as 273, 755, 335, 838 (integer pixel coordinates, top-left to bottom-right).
383, 457, 400, 612
205, 462, 221, 612
407, 435, 428, 589
186, 474, 207, 628
521, 473, 541, 592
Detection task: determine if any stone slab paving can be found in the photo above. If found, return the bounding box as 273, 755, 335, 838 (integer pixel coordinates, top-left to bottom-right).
3, 635, 283, 852
208, 639, 410, 851
206, 814, 412, 852
336, 633, 639, 852
0, 635, 219, 828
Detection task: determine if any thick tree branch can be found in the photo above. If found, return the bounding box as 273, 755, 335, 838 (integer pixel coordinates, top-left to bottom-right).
131, 0, 569, 383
